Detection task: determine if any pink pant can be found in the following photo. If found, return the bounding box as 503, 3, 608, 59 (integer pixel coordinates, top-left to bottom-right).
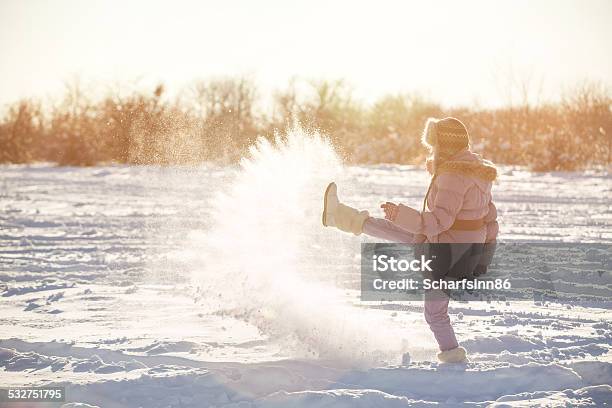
363, 217, 459, 351
423, 290, 459, 351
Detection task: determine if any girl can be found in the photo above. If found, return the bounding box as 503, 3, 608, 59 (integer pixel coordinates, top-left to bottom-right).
322, 117, 498, 363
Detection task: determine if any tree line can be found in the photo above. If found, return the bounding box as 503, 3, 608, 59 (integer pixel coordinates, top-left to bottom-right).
0, 78, 609, 171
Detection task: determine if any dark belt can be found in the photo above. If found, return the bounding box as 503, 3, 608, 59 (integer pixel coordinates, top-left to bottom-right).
450, 218, 485, 231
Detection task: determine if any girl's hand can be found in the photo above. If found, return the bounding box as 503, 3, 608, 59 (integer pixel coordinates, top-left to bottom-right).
381, 202, 399, 221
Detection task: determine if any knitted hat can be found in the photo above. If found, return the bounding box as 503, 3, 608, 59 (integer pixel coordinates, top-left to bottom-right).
422, 117, 470, 156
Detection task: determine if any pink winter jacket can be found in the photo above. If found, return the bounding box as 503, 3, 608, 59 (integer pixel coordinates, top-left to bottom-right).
394, 149, 498, 244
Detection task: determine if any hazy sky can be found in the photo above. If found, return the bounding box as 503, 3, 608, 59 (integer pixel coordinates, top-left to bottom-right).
0, 0, 610, 108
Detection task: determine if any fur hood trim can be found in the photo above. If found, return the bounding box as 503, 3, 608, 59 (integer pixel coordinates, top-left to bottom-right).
437, 158, 498, 181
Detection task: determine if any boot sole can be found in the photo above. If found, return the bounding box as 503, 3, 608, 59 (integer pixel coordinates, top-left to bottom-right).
322, 182, 333, 227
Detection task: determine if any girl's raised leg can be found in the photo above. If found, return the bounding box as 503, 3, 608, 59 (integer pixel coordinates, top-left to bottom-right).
362, 217, 415, 243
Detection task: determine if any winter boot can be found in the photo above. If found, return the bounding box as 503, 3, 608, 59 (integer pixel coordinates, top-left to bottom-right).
322, 182, 369, 235
437, 346, 467, 363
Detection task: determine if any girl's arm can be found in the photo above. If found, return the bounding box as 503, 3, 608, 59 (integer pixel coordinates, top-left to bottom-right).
475, 201, 499, 274
391, 173, 467, 236
483, 201, 499, 243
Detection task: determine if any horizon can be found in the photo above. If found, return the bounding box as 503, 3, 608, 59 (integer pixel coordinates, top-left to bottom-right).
1, 0, 610, 110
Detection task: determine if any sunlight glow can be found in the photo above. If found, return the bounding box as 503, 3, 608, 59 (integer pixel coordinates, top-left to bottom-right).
0, 0, 610, 107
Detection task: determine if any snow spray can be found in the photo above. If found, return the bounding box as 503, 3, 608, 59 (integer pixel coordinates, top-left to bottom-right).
192, 126, 407, 366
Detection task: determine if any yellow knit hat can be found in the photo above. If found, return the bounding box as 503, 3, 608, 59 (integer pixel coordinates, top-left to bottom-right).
422, 117, 470, 156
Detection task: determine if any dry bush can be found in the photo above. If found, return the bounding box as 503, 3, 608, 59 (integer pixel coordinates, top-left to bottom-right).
270, 79, 366, 160
0, 77, 609, 171
45, 80, 102, 166
359, 94, 442, 164
449, 83, 611, 171
0, 99, 44, 163
188, 78, 259, 164
555, 83, 611, 170
97, 85, 167, 164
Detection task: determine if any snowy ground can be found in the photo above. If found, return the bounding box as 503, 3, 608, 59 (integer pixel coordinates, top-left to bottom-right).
1, 136, 611, 407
